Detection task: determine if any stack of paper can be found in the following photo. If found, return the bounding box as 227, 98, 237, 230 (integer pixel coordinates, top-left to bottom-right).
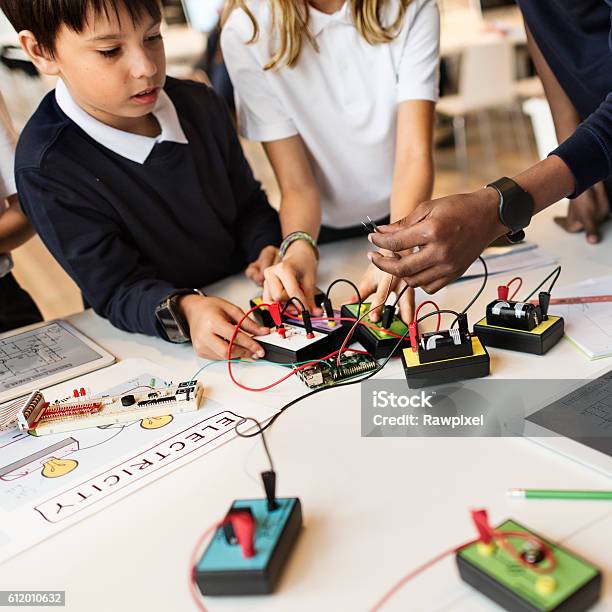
461, 242, 559, 280
551, 276, 612, 360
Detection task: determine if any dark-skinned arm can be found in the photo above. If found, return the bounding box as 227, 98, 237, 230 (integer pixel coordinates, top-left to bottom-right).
368, 155, 575, 294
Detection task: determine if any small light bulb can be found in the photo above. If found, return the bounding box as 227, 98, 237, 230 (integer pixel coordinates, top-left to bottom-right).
41, 457, 78, 478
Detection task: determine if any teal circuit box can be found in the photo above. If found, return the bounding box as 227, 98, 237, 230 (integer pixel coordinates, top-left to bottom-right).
456, 519, 601, 611
195, 497, 302, 596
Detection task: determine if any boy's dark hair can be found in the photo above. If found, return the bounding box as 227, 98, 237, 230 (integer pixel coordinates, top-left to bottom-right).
0, 0, 162, 55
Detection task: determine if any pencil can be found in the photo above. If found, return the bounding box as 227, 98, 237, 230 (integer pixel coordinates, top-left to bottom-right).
508, 488, 612, 501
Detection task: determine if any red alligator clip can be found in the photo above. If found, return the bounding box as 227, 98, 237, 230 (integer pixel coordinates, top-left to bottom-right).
408, 322, 419, 352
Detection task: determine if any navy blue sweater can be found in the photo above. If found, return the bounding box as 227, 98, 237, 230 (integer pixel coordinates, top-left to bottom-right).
518, 0, 612, 121
15, 78, 280, 339
518, 0, 612, 197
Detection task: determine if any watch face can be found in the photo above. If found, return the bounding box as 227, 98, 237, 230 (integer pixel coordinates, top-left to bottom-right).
493, 177, 534, 233
156, 301, 189, 343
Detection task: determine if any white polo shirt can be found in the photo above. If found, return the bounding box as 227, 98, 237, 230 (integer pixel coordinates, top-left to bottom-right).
221, 0, 439, 228
55, 78, 188, 164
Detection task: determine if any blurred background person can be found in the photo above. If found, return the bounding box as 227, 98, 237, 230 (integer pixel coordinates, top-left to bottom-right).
0, 88, 42, 332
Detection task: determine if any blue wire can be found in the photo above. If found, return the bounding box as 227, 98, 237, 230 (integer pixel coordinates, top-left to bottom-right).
189, 357, 333, 382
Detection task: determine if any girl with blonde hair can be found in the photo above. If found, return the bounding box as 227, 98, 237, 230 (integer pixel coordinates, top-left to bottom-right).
221, 0, 439, 322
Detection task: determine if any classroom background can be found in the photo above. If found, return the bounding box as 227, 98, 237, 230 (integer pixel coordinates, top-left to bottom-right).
0, 0, 552, 323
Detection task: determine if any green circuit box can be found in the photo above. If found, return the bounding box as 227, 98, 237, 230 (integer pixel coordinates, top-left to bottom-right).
401, 336, 490, 389
474, 315, 564, 355
456, 519, 601, 611
340, 303, 409, 358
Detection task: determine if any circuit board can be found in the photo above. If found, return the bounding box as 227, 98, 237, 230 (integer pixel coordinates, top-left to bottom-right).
17, 380, 204, 435
294, 352, 378, 389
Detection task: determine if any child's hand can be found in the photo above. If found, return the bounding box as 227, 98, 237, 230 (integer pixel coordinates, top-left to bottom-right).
262, 240, 320, 313
245, 245, 279, 286
178, 294, 268, 360
357, 262, 414, 324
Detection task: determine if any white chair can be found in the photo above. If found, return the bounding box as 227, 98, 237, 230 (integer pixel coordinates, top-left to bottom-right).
437, 37, 518, 176
514, 75, 544, 100
522, 97, 557, 160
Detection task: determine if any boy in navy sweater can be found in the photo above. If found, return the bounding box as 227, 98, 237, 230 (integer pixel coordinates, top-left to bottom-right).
2, 0, 280, 360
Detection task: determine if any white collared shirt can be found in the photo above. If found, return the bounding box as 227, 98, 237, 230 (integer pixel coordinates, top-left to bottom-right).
55, 78, 188, 164
222, 0, 439, 228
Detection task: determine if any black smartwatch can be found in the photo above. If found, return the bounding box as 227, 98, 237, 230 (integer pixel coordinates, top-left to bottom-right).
486, 177, 534, 243
155, 289, 206, 343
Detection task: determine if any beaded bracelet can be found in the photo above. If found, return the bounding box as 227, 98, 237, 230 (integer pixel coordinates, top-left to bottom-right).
279, 231, 320, 260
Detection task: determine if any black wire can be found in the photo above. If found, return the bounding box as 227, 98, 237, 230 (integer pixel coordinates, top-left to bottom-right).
238, 329, 411, 439
281, 296, 307, 315
449, 256, 488, 328
523, 265, 561, 302
238, 260, 488, 439
234, 416, 274, 472
392, 283, 411, 308
326, 278, 363, 313
391, 257, 488, 329
461, 255, 488, 315
417, 309, 461, 325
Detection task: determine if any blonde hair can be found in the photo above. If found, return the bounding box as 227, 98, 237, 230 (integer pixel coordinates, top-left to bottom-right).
222, 0, 413, 70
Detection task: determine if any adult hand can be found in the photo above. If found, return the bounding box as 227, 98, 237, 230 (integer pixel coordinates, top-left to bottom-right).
357, 261, 414, 324
368, 188, 507, 293
178, 294, 268, 360
245, 245, 279, 286
554, 181, 610, 244
262, 240, 320, 313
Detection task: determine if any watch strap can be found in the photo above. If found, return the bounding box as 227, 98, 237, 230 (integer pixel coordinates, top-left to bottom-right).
156, 288, 206, 343
486, 177, 534, 235
168, 288, 206, 300
505, 229, 525, 244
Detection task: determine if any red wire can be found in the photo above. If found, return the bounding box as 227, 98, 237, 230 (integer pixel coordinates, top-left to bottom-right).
335, 300, 391, 367
228, 346, 369, 392
370, 528, 556, 610
226, 303, 271, 387
226, 306, 395, 391
226, 305, 374, 391
370, 538, 478, 611
506, 277, 523, 300
188, 520, 222, 612
226, 301, 452, 390
413, 301, 441, 331
495, 530, 556, 573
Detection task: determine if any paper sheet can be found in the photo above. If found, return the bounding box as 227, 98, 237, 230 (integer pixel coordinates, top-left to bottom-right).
0, 358, 278, 565
461, 245, 558, 280
551, 276, 612, 360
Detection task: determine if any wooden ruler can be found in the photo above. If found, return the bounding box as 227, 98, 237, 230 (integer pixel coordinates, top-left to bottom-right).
529, 295, 612, 306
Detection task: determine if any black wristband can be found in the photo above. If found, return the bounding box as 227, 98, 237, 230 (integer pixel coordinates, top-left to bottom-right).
155, 289, 206, 343
486, 177, 534, 241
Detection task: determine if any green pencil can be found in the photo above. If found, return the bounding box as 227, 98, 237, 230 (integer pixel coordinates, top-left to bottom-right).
508, 488, 612, 501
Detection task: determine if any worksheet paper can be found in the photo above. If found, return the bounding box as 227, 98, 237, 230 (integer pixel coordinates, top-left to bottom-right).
552, 276, 612, 360
0, 358, 277, 565
462, 244, 558, 280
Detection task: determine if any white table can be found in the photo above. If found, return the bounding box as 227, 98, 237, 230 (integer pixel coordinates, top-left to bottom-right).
1, 203, 612, 612
441, 6, 526, 57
